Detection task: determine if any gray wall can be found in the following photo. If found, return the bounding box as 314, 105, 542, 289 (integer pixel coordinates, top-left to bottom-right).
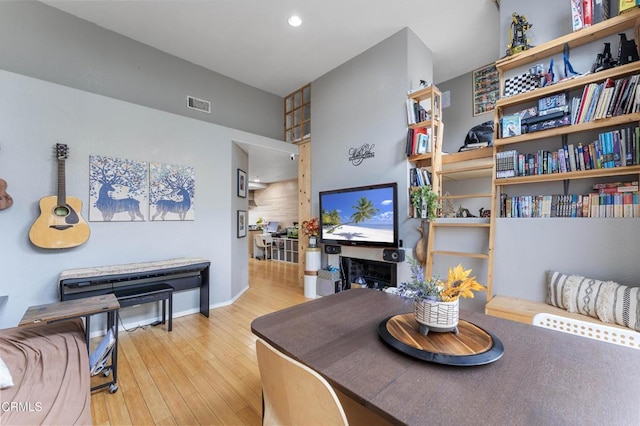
312, 28, 433, 267
0, 1, 282, 140
0, 4, 292, 330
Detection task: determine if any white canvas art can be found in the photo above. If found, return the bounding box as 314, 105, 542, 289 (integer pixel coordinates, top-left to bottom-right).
149, 162, 195, 221
89, 156, 148, 222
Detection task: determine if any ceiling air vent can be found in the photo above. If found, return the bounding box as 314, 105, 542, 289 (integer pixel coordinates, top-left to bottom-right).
187, 96, 211, 113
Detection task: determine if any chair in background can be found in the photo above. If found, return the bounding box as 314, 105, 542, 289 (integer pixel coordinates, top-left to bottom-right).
255, 338, 348, 426
254, 234, 272, 260
532, 312, 639, 350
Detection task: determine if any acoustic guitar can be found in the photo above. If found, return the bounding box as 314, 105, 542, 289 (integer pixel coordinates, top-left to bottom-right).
29, 144, 90, 249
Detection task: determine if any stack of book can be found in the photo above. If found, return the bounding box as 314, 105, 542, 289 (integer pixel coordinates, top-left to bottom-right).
495, 125, 639, 178
573, 74, 640, 124
409, 167, 432, 187
572, 0, 610, 31
405, 127, 434, 156
406, 97, 432, 125
495, 150, 518, 178
500, 188, 639, 218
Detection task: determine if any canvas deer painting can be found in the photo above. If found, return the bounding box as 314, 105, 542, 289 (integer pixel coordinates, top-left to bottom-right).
89, 155, 148, 222
150, 162, 195, 221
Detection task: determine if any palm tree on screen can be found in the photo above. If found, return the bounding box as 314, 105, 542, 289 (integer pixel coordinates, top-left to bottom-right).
324, 197, 379, 234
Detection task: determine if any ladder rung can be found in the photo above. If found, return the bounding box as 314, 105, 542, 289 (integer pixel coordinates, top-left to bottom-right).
437, 164, 493, 175
430, 250, 489, 259
440, 193, 492, 200
431, 222, 490, 228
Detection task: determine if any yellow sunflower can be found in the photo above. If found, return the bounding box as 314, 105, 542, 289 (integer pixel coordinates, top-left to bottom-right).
440, 264, 486, 302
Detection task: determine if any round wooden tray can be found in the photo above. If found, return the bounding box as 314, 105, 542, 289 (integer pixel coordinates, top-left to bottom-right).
378, 313, 504, 366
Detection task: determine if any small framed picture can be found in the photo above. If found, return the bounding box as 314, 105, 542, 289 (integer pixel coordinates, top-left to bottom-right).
472, 63, 499, 116
237, 169, 247, 198
237, 210, 247, 238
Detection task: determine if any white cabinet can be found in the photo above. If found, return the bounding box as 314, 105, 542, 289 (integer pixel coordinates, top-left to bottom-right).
271, 238, 299, 263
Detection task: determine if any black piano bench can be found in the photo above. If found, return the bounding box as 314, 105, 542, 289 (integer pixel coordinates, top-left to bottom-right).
114, 283, 174, 332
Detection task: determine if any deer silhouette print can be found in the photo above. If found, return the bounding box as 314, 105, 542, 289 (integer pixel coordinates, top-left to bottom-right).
96, 182, 145, 221
89, 156, 147, 222
150, 163, 195, 221
152, 187, 191, 220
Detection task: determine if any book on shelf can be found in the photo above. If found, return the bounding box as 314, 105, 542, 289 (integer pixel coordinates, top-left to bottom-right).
500, 191, 639, 218
406, 127, 432, 156
406, 97, 433, 125
593, 181, 639, 193
409, 167, 432, 187
458, 141, 490, 152
496, 150, 518, 178
572, 0, 584, 31
571, 73, 640, 124
583, 0, 593, 26
592, 0, 610, 24
496, 126, 638, 177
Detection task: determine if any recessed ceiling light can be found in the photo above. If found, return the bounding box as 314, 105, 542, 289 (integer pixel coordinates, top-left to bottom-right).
288, 15, 302, 27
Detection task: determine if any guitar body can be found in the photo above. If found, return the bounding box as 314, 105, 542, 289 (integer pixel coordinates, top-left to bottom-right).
29, 196, 90, 249
29, 143, 90, 249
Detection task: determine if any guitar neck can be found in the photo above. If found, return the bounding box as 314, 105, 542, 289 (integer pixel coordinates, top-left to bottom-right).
57, 157, 66, 206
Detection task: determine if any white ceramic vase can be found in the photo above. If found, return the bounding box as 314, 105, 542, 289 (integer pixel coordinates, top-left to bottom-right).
414, 298, 459, 335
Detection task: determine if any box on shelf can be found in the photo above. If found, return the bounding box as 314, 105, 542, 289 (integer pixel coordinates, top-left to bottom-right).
620, 0, 640, 14
526, 115, 571, 133
503, 72, 540, 98
501, 114, 522, 138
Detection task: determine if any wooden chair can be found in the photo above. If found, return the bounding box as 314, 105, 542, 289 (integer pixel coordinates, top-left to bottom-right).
255, 338, 348, 426
532, 312, 640, 350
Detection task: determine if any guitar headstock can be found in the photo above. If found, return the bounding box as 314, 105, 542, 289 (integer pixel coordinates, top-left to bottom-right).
55, 143, 69, 160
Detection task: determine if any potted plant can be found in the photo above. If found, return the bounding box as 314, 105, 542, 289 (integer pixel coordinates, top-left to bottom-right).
256, 217, 265, 231
301, 217, 320, 247
410, 185, 439, 221
396, 257, 486, 335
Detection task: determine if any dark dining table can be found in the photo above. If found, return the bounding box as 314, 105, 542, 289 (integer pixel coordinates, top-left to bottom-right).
251, 289, 640, 425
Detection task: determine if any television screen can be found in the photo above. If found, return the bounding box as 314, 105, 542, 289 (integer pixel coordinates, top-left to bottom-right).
319, 182, 398, 248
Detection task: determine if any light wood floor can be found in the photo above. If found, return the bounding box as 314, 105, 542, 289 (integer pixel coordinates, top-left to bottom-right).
90, 259, 309, 425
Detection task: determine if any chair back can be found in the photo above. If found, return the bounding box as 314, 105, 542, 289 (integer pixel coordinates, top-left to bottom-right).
532, 313, 639, 350
255, 338, 348, 426
254, 234, 266, 249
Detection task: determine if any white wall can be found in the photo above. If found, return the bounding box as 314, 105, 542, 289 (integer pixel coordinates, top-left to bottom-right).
0, 70, 287, 329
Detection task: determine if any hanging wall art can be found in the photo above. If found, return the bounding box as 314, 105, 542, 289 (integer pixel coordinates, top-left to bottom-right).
149, 162, 195, 221
89, 155, 148, 222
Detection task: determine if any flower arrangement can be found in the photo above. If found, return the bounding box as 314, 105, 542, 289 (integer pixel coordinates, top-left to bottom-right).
397, 257, 486, 303
301, 217, 320, 237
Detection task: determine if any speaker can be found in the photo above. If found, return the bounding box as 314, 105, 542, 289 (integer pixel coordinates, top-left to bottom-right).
382, 248, 405, 263
324, 245, 341, 254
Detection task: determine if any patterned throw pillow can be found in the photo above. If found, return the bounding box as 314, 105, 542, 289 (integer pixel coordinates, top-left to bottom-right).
545, 270, 573, 310
546, 270, 640, 332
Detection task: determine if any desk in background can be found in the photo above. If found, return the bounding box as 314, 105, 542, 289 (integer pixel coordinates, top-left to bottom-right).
252, 289, 640, 425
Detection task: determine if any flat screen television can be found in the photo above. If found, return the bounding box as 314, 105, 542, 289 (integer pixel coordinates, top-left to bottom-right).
319, 182, 398, 248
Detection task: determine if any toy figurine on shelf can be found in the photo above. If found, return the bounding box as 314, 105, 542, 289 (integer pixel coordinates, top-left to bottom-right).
618, 33, 640, 65
563, 43, 580, 78
592, 42, 617, 73
506, 12, 533, 56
